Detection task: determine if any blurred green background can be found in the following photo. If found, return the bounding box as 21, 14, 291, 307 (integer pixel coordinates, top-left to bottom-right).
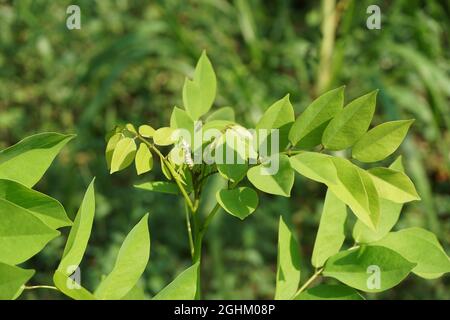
1, 0, 449, 299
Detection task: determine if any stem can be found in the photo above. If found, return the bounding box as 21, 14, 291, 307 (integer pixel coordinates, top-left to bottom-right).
23, 285, 59, 292
294, 268, 323, 297
137, 136, 195, 211
185, 203, 195, 259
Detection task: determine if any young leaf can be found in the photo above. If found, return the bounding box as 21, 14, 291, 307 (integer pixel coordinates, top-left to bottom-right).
0, 133, 75, 187
352, 120, 414, 162
216, 187, 259, 220
0, 179, 72, 229
135, 143, 153, 175
183, 51, 216, 120
352, 156, 405, 243
0, 198, 59, 265
53, 270, 96, 300
331, 158, 380, 230
289, 152, 338, 185
256, 94, 295, 150
294, 284, 364, 300
367, 167, 420, 203
374, 228, 450, 279
153, 127, 177, 146
110, 137, 137, 174
138, 125, 155, 138
134, 181, 179, 195
247, 154, 294, 197
289, 86, 344, 148
170, 107, 194, 146
105, 133, 122, 170
275, 216, 301, 300
57, 179, 95, 274
95, 214, 150, 300
311, 189, 347, 268
206, 106, 235, 122
322, 90, 377, 150
153, 263, 199, 300
323, 246, 415, 292
0, 263, 35, 300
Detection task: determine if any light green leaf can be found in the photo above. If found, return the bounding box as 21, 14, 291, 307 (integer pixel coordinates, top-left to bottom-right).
216, 187, 258, 220
0, 263, 35, 300
110, 137, 137, 174
322, 90, 377, 150
170, 107, 194, 146
289, 86, 344, 148
138, 125, 155, 138
256, 94, 295, 150
374, 228, 450, 279
134, 181, 179, 195
311, 189, 347, 268
57, 179, 95, 274
105, 133, 122, 170
289, 152, 338, 185
294, 284, 364, 300
247, 154, 294, 197
368, 167, 420, 203
160, 158, 172, 180
135, 143, 153, 175
217, 163, 248, 183
53, 270, 96, 300
153, 263, 199, 300
0, 179, 71, 229
352, 120, 414, 162
121, 283, 148, 300
206, 107, 235, 122
275, 216, 301, 300
95, 214, 150, 299
0, 132, 75, 187
183, 51, 216, 120
331, 158, 380, 230
0, 198, 59, 265
153, 127, 177, 146
352, 157, 405, 243
323, 246, 415, 292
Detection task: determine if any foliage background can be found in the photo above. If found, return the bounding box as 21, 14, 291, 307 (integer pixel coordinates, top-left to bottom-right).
0, 0, 449, 299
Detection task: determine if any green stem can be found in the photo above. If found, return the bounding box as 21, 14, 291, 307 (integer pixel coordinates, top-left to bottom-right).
184, 203, 195, 259
294, 268, 323, 297
23, 285, 59, 292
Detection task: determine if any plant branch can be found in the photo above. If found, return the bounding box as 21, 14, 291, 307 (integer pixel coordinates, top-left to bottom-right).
294, 268, 323, 297
23, 285, 59, 292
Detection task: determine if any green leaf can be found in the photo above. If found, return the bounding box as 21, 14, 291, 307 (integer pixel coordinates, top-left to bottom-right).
289, 86, 344, 148
105, 133, 122, 169
135, 143, 153, 175
275, 216, 301, 300
160, 158, 172, 180
289, 152, 338, 185
352, 157, 405, 243
0, 198, 59, 265
352, 120, 414, 162
294, 284, 364, 300
216, 187, 258, 220
95, 214, 150, 299
206, 107, 235, 122
153, 127, 177, 146
368, 167, 420, 203
121, 283, 148, 300
170, 107, 194, 146
256, 94, 295, 150
53, 270, 96, 300
311, 189, 347, 268
323, 246, 415, 292
0, 179, 71, 229
183, 51, 216, 120
57, 179, 95, 274
110, 137, 137, 174
0, 132, 75, 187
134, 181, 179, 195
217, 163, 248, 183
215, 129, 249, 183
138, 125, 155, 138
0, 263, 35, 300
331, 158, 380, 230
247, 154, 294, 197
322, 90, 377, 150
374, 228, 450, 279
153, 263, 199, 300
